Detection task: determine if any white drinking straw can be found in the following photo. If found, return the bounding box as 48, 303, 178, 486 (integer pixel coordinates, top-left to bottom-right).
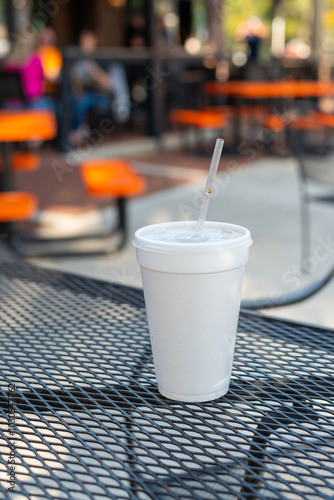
193, 138, 224, 237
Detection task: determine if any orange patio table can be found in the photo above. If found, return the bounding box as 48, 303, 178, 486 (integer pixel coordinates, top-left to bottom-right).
0, 192, 37, 222
0, 109, 57, 190
0, 109, 57, 257
265, 111, 334, 132
169, 109, 226, 128
81, 158, 146, 251
0, 109, 56, 143
204, 80, 334, 99
204, 80, 334, 147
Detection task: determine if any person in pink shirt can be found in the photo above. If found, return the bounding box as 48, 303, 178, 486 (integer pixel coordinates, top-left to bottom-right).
4, 53, 44, 100
2, 32, 52, 109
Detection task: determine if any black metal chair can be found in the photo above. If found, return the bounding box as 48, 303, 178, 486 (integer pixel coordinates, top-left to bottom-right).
0, 69, 27, 105
287, 117, 334, 270
242, 113, 334, 310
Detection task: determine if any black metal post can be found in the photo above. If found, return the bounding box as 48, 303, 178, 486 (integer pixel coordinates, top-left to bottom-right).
116, 197, 127, 250
145, 0, 163, 140
59, 55, 73, 152
0, 142, 13, 239
5, 0, 15, 41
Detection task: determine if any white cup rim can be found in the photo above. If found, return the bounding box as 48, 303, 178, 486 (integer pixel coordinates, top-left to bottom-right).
133, 221, 252, 254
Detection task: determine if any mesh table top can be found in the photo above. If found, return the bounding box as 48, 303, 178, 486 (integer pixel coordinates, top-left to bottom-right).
0, 260, 333, 500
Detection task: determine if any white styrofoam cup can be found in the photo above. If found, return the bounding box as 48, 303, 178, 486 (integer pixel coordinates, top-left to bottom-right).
133, 221, 252, 402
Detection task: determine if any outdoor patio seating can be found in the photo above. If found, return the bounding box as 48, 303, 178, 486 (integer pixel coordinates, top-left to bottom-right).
242, 111, 334, 309
169, 108, 227, 151
0, 192, 37, 256
285, 113, 334, 272
81, 158, 146, 251
0, 192, 37, 222
169, 109, 226, 128
2, 156, 146, 257
0, 108, 57, 256
0, 151, 41, 172
0, 108, 56, 192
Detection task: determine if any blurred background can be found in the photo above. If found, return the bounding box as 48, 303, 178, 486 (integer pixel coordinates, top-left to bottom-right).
1, 0, 334, 328
1, 0, 333, 144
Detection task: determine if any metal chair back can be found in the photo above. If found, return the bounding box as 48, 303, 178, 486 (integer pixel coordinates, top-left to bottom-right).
0, 70, 26, 103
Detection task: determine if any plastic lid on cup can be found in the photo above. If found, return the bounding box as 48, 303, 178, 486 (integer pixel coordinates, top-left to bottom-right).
133, 221, 252, 254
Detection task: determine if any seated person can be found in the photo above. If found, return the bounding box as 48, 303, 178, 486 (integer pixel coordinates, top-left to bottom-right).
71, 30, 130, 143
2, 31, 53, 109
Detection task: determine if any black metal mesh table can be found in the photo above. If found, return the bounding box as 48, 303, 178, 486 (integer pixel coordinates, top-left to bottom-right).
0, 260, 334, 500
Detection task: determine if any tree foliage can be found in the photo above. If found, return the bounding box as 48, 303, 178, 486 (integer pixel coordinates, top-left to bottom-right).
224, 0, 313, 46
